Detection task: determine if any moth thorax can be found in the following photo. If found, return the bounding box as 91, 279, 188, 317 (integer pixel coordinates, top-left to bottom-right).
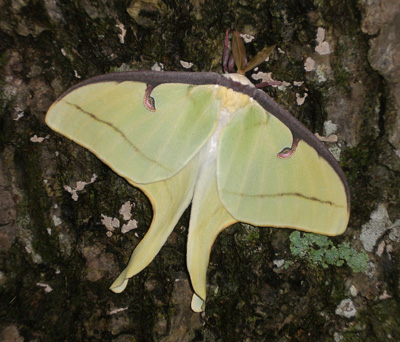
217, 86, 252, 114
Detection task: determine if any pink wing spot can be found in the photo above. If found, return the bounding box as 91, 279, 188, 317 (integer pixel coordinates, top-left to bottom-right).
144, 84, 156, 112
277, 137, 300, 159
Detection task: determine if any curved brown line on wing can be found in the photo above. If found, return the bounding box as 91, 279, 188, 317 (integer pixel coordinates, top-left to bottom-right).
221, 189, 345, 208
66, 102, 171, 172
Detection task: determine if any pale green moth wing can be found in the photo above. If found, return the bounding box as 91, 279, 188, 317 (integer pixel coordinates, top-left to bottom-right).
217, 100, 349, 236
45, 70, 350, 313
46, 77, 219, 184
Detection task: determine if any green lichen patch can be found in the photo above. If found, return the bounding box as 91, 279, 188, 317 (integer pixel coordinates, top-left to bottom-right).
289, 231, 369, 272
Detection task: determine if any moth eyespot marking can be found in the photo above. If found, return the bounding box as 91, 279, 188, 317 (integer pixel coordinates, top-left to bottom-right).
277, 137, 300, 159
144, 84, 156, 112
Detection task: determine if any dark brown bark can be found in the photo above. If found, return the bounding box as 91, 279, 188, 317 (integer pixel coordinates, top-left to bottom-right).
1, 1, 399, 341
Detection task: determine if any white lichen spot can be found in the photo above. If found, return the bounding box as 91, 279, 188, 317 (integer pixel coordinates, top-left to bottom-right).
64, 174, 97, 201
25, 243, 43, 264
108, 307, 128, 315
296, 92, 308, 105
180, 60, 193, 69
280, 81, 291, 88
36, 282, 53, 293
30, 135, 49, 143
304, 57, 315, 72
114, 63, 131, 72
61, 48, 67, 56
251, 71, 282, 90
273, 259, 285, 268
315, 27, 331, 55
385, 244, 393, 260
74, 70, 81, 79
350, 285, 358, 297
277, 47, 285, 54
315, 133, 338, 143
12, 107, 25, 120
379, 290, 392, 300
63, 187, 75, 201
388, 220, 400, 241
52, 215, 62, 226
115, 21, 127, 44
252, 72, 284, 88
240, 33, 255, 43
102, 199, 138, 236
214, 285, 219, 295
101, 214, 120, 232
46, 227, 52, 235
119, 201, 133, 221
252, 71, 274, 83
376, 240, 385, 257
366, 261, 376, 278
327, 145, 342, 161
316, 41, 331, 55
360, 204, 392, 252
121, 219, 138, 234
334, 332, 344, 342
151, 62, 164, 71
293, 81, 304, 87
315, 27, 325, 43
335, 298, 357, 318
324, 120, 338, 136
75, 181, 88, 191
316, 65, 328, 82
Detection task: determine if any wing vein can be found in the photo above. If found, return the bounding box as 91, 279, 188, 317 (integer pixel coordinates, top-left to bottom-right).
66, 101, 171, 172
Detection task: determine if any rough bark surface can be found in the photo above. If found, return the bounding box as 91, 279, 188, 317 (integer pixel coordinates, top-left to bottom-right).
1, 1, 399, 341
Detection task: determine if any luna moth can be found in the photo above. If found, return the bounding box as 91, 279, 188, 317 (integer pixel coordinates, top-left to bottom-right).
45, 30, 350, 312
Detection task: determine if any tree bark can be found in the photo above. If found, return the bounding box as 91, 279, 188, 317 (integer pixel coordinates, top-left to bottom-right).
1, 0, 399, 341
